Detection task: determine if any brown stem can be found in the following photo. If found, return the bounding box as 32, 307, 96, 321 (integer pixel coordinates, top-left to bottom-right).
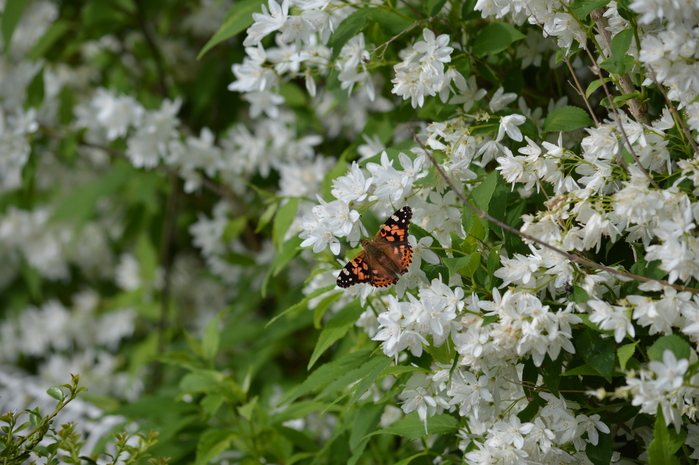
590, 7, 648, 125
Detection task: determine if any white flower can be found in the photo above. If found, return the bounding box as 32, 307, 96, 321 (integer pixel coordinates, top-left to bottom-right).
115, 254, 141, 291
366, 151, 411, 203
497, 114, 526, 142
586, 299, 634, 343
489, 87, 517, 112
391, 29, 453, 108
243, 0, 290, 47
331, 162, 372, 203
86, 88, 144, 141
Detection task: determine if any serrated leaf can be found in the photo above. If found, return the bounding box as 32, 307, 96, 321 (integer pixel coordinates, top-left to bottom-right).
647, 409, 685, 465
443, 256, 472, 277
2, 0, 29, 54
648, 335, 691, 362
329, 8, 376, 59
348, 403, 383, 464
543, 106, 593, 132
577, 329, 615, 382
374, 413, 459, 439
611, 28, 633, 61
197, 0, 266, 59
600, 29, 634, 74
472, 23, 526, 58
308, 300, 364, 369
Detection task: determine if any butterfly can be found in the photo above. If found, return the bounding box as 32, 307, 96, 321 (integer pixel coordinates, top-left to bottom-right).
336, 206, 413, 288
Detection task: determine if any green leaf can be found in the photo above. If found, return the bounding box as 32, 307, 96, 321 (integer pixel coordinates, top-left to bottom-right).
472, 23, 526, 58
585, 78, 612, 99
611, 28, 633, 61
308, 300, 364, 369
577, 329, 615, 382
25, 67, 44, 109
585, 431, 613, 465
51, 162, 132, 226
374, 413, 459, 439
317, 355, 387, 401
271, 235, 303, 277
617, 341, 638, 371
600, 29, 634, 74
647, 408, 685, 465
348, 403, 383, 465
540, 354, 562, 396
648, 335, 691, 363
46, 386, 64, 401
571, 0, 611, 19
200, 393, 224, 418
281, 349, 372, 405
571, 285, 591, 303
562, 363, 606, 377
202, 308, 229, 362
27, 20, 69, 60
1, 0, 29, 54
273, 198, 299, 250
136, 233, 158, 281
543, 106, 593, 132
368, 10, 414, 36
267, 284, 336, 327
256, 201, 279, 233
312, 291, 343, 328
275, 425, 319, 452
426, 0, 448, 16
348, 356, 393, 408
195, 429, 236, 465
329, 8, 376, 59
197, 0, 266, 59
443, 255, 472, 277
223, 216, 247, 242
470, 170, 500, 237
279, 81, 306, 107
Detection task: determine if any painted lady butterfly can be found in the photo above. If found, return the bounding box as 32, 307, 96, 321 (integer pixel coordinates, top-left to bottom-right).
337, 206, 413, 288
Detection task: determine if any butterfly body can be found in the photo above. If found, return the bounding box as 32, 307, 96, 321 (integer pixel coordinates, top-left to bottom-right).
337, 206, 413, 288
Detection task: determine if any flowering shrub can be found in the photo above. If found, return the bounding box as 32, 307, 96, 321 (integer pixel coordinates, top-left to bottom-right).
3, 0, 699, 463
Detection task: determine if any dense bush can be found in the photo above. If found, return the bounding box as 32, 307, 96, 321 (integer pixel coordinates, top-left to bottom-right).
2, 0, 699, 463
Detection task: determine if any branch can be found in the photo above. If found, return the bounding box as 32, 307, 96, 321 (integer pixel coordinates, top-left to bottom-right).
409, 128, 699, 295
590, 7, 648, 125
